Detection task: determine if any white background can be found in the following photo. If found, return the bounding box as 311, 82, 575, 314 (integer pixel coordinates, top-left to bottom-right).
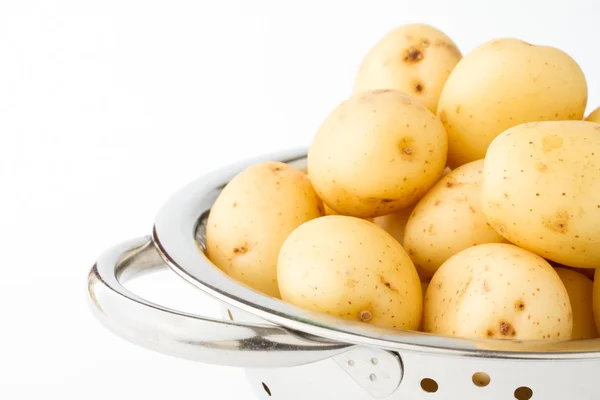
1, 1, 599, 399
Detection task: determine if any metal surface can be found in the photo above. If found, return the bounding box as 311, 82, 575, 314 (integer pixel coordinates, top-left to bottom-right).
152, 147, 600, 357
244, 347, 600, 399
332, 347, 403, 399
87, 236, 353, 368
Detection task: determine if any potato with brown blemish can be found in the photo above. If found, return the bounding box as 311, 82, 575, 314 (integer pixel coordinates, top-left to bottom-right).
482, 121, 600, 268
554, 267, 597, 339
586, 106, 600, 123
308, 89, 448, 218
353, 23, 462, 113
423, 243, 573, 340
437, 38, 588, 168
403, 160, 506, 276
206, 161, 323, 298
277, 216, 422, 330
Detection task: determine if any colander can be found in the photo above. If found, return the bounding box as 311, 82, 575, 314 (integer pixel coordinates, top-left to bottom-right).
87, 148, 600, 400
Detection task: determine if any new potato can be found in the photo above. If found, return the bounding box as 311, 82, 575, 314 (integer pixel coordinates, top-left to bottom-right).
372, 206, 414, 246
371, 166, 452, 250
482, 121, 600, 268
206, 162, 323, 298
278, 216, 422, 330
372, 205, 437, 281
404, 160, 506, 276
593, 273, 600, 335
554, 267, 597, 339
354, 23, 462, 113
437, 38, 588, 168
308, 89, 448, 218
423, 243, 573, 340
586, 106, 600, 123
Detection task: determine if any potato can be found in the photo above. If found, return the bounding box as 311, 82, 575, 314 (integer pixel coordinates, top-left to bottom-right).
372, 206, 414, 246
354, 23, 462, 113
548, 260, 595, 280
404, 160, 506, 276
593, 273, 600, 335
419, 281, 429, 330
567, 266, 595, 280
308, 89, 448, 218
278, 215, 422, 330
482, 121, 600, 268
371, 205, 435, 281
437, 38, 588, 168
368, 167, 452, 246
324, 203, 339, 216
586, 106, 600, 123
554, 267, 597, 339
441, 165, 452, 177
206, 161, 323, 298
423, 243, 573, 340
421, 282, 429, 302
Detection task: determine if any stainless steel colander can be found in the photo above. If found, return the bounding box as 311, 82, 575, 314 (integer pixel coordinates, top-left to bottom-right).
87, 148, 600, 400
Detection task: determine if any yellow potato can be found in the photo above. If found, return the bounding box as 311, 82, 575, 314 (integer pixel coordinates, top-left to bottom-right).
586, 106, 600, 123
421, 282, 429, 303
419, 281, 429, 330
438, 38, 588, 168
423, 243, 573, 340
482, 121, 600, 268
371, 206, 414, 246
354, 23, 462, 113
548, 260, 595, 280
404, 160, 506, 275
371, 206, 435, 281
369, 167, 451, 247
568, 266, 595, 280
324, 203, 339, 216
593, 272, 600, 335
206, 162, 323, 298
554, 267, 597, 339
308, 90, 448, 218
278, 216, 422, 330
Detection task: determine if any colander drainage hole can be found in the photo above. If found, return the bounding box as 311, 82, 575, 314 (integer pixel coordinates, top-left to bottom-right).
514, 386, 533, 400
262, 382, 272, 397
420, 378, 438, 393
472, 372, 491, 387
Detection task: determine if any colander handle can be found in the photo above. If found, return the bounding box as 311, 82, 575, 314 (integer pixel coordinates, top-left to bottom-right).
87, 236, 353, 368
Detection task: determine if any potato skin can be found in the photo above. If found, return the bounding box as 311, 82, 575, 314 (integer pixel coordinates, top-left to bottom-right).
586, 106, 600, 123
423, 243, 573, 340
371, 205, 435, 281
593, 273, 600, 335
278, 216, 422, 330
437, 38, 588, 168
404, 160, 506, 275
206, 162, 323, 298
372, 206, 414, 246
369, 167, 452, 249
308, 90, 448, 218
482, 121, 600, 268
354, 23, 462, 113
554, 267, 597, 339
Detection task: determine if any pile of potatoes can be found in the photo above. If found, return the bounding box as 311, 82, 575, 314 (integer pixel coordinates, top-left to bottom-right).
206, 23, 600, 342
